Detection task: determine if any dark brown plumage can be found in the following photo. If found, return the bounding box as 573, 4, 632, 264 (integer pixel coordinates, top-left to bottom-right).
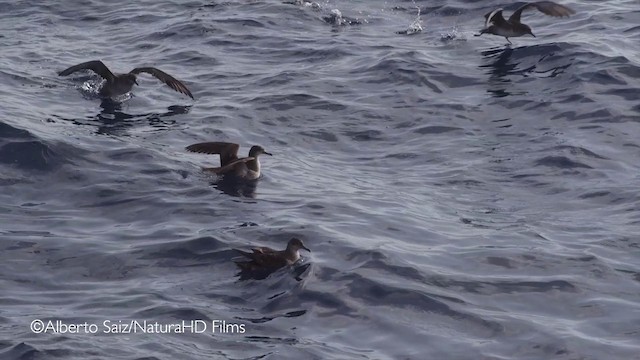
58, 60, 194, 99
234, 238, 311, 272
186, 142, 272, 180
475, 1, 575, 44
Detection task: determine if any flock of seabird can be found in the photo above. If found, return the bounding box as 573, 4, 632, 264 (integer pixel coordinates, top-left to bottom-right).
57, 1, 575, 278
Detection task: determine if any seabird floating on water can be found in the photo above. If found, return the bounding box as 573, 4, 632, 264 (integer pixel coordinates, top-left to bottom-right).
475, 1, 575, 44
185, 142, 272, 180
234, 238, 311, 272
58, 60, 194, 99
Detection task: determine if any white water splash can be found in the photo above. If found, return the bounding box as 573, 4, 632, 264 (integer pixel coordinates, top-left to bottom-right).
400, 2, 422, 35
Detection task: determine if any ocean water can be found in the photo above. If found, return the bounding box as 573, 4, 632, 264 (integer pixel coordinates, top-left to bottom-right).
1, 0, 639, 359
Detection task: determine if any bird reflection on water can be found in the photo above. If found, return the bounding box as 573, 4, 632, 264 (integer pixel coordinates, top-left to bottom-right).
479, 45, 572, 97
64, 100, 192, 135
236, 261, 311, 281
211, 175, 259, 198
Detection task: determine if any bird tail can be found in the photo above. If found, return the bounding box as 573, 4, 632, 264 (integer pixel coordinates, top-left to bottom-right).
234, 248, 254, 258
475, 28, 488, 37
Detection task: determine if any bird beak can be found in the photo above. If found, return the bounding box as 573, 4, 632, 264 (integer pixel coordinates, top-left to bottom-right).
264, 151, 273, 156
530, 32, 536, 38
302, 245, 311, 252
134, 79, 139, 85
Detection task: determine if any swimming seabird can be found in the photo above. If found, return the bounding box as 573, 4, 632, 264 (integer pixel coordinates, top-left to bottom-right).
475, 1, 575, 44
234, 238, 311, 272
58, 60, 194, 99
185, 142, 272, 180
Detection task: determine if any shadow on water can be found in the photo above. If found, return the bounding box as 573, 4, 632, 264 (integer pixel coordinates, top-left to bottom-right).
53, 100, 191, 135
236, 262, 311, 281
210, 175, 258, 198
95, 100, 191, 135
480, 46, 523, 98
479, 44, 572, 97
481, 46, 519, 77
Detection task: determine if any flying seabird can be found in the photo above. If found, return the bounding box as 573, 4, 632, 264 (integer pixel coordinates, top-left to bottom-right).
475, 1, 575, 44
58, 60, 194, 99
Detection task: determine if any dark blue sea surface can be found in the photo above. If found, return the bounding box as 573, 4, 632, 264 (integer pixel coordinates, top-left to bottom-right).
1, 0, 639, 359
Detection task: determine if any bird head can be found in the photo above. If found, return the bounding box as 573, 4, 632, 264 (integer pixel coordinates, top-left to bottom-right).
249, 145, 272, 157
124, 73, 139, 86
524, 25, 535, 38
287, 238, 311, 253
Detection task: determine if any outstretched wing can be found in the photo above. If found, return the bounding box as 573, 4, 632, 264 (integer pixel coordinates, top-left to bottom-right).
186, 142, 241, 167
129, 67, 194, 99
58, 60, 116, 82
509, 1, 575, 23
484, 9, 507, 27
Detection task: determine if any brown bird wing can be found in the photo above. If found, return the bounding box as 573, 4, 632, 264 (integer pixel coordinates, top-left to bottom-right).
234, 247, 286, 268
252, 246, 278, 255
509, 1, 575, 23
252, 252, 288, 268
235, 246, 276, 259
58, 60, 116, 82
186, 142, 242, 167
129, 67, 194, 99
484, 9, 507, 27
207, 157, 255, 175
